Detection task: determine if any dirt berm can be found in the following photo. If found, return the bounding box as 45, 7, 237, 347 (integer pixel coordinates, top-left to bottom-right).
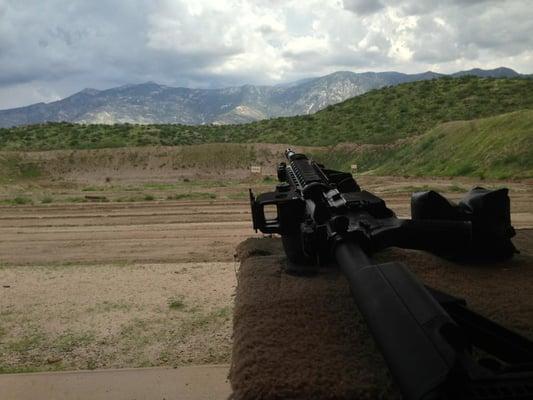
229, 230, 533, 400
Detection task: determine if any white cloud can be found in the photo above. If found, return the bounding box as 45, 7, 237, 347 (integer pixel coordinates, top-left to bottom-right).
0, 0, 532, 109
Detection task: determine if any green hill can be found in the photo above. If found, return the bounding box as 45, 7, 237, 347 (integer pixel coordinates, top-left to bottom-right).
312, 110, 533, 179
231, 76, 533, 145
0, 76, 532, 150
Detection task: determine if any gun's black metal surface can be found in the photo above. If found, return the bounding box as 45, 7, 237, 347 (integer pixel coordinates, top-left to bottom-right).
250, 149, 532, 400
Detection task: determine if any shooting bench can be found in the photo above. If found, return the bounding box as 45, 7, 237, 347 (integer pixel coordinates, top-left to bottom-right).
229, 230, 533, 400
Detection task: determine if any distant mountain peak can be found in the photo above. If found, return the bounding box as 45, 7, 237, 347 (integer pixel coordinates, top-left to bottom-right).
452, 67, 519, 78
79, 88, 100, 95
328, 70, 356, 77
0, 67, 526, 127
139, 81, 161, 86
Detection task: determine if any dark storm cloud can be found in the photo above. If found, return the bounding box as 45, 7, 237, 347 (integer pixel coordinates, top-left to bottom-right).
395, 0, 499, 16
342, 0, 385, 15
0, 0, 532, 109
0, 1, 150, 80
0, 0, 254, 107
402, 0, 533, 63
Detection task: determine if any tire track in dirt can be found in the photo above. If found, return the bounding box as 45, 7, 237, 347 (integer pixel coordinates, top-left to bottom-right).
0, 201, 259, 265
0, 195, 530, 265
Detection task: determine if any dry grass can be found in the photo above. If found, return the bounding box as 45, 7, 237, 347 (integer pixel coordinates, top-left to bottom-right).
0, 262, 236, 373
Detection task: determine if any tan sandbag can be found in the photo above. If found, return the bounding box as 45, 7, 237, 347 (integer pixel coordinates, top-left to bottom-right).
229, 231, 533, 400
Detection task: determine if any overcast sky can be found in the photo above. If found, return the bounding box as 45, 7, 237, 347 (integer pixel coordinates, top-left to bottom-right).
1, 0, 532, 109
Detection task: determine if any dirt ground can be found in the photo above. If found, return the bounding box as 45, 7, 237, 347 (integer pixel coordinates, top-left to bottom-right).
0, 175, 530, 266
0, 201, 255, 265
0, 261, 236, 372
0, 165, 532, 373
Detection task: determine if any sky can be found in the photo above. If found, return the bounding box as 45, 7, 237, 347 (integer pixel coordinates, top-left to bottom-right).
0, 0, 532, 109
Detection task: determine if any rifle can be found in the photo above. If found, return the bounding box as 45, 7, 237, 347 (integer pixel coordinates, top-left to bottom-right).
249, 149, 533, 400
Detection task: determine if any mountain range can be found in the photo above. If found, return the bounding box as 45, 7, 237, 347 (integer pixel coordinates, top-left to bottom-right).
0, 67, 523, 128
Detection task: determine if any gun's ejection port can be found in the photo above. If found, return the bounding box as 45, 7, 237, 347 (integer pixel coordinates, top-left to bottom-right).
325, 189, 347, 208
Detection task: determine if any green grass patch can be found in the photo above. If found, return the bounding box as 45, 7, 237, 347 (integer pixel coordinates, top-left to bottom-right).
7, 330, 45, 353
12, 196, 32, 205
142, 183, 177, 190
188, 307, 232, 329
309, 110, 533, 179
1, 196, 33, 205
166, 192, 216, 200
86, 301, 132, 313
167, 296, 186, 310
0, 364, 64, 374
366, 110, 533, 179
66, 196, 88, 203
225, 191, 249, 200
53, 331, 95, 353
262, 176, 276, 183
18, 162, 41, 179
0, 155, 43, 183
